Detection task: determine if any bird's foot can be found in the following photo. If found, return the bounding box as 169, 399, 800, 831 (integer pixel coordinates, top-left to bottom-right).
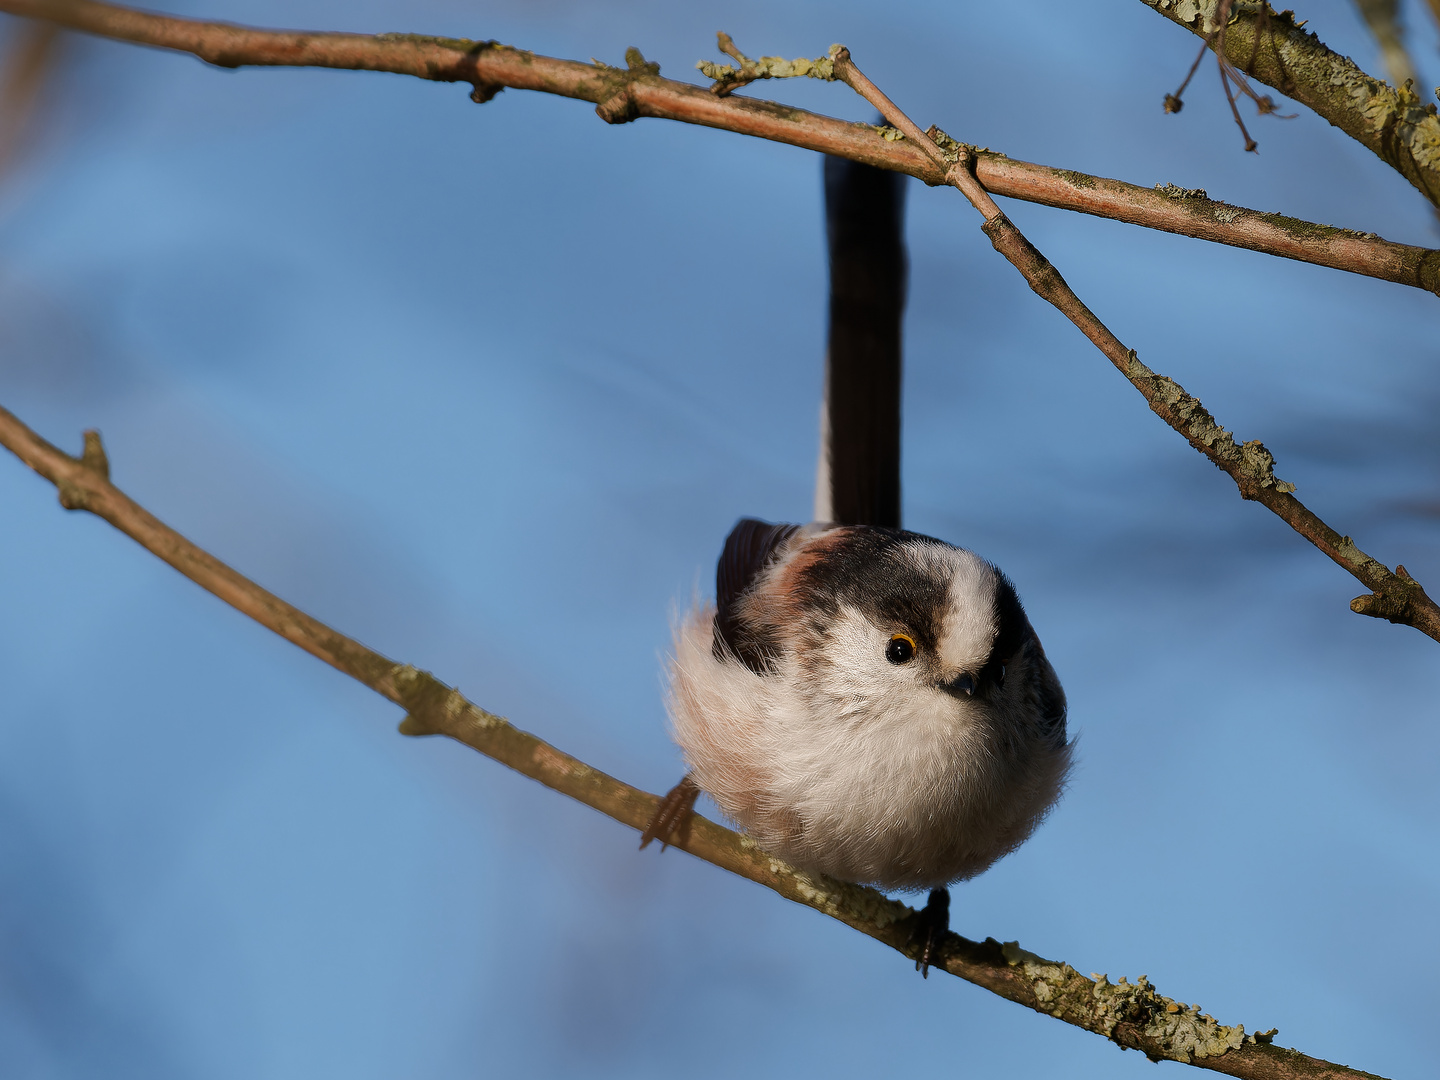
907, 888, 950, 978
640, 775, 700, 851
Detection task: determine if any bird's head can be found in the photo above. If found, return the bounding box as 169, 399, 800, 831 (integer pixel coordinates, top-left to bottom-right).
760, 527, 1033, 717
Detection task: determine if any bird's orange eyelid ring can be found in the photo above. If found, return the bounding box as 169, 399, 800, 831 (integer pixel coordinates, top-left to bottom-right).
885, 632, 917, 665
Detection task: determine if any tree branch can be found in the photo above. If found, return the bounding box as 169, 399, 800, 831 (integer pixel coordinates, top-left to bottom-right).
0, 400, 1388, 1079
823, 44, 1440, 644
0, 0, 1436, 296
1141, 0, 1440, 208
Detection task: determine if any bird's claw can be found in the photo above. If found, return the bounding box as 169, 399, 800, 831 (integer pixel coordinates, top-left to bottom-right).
640, 775, 700, 851
907, 888, 951, 978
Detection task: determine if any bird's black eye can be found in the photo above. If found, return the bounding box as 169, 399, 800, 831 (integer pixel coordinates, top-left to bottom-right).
886, 634, 916, 664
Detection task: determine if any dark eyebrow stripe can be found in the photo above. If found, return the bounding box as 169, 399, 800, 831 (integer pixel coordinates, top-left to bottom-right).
791, 529, 951, 650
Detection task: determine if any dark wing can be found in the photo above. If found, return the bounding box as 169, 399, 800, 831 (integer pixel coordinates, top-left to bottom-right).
1022, 635, 1069, 746
987, 575, 1067, 742
988, 574, 1031, 676
713, 518, 799, 674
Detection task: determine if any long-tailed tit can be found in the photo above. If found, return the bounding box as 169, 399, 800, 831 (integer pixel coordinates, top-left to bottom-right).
644, 518, 1070, 973
642, 155, 1069, 976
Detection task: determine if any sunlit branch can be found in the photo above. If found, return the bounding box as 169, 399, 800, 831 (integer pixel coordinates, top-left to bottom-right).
0, 0, 1435, 295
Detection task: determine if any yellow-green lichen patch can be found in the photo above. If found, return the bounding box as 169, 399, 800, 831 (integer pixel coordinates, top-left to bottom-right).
1001, 941, 1275, 1064
925, 126, 1001, 165
696, 50, 835, 91
1125, 352, 1296, 495
1155, 182, 1208, 200
1058, 169, 1097, 189
1342, 73, 1440, 171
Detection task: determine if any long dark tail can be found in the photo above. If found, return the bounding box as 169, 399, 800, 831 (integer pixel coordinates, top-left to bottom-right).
816, 154, 908, 530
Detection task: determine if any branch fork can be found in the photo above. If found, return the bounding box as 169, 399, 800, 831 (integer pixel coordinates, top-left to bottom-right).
55, 428, 109, 511
594, 46, 660, 124
1350, 563, 1437, 626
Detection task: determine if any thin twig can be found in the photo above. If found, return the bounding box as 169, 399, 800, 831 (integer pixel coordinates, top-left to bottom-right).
1218, 50, 1260, 152
1164, 1, 1293, 151
825, 44, 1440, 643
0, 0, 1434, 295
1141, 0, 1440, 208
1164, 40, 1207, 112
0, 402, 1386, 1080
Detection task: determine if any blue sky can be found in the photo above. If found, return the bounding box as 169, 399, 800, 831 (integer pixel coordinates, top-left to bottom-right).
0, 1, 1437, 1077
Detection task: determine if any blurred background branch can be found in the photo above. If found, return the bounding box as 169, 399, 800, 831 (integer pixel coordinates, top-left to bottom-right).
1352, 0, 1418, 88
0, 18, 62, 181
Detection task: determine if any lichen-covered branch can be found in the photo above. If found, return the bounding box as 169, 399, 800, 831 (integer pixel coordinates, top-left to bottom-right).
695, 31, 834, 96
0, 0, 1435, 296
972, 164, 1440, 296
0, 402, 1387, 1080
827, 45, 1440, 643
1142, 0, 1440, 207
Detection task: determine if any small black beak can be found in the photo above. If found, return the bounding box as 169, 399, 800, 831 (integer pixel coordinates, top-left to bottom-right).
941, 672, 977, 699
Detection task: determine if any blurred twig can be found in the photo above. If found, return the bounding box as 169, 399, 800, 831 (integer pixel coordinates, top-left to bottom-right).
0, 402, 1387, 1080
1142, 0, 1440, 208
0, 18, 62, 180
1352, 0, 1417, 89
0, 0, 1434, 296
827, 43, 1440, 644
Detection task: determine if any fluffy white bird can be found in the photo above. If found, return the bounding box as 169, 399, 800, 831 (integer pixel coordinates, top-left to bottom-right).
642, 154, 1070, 976
644, 518, 1071, 972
